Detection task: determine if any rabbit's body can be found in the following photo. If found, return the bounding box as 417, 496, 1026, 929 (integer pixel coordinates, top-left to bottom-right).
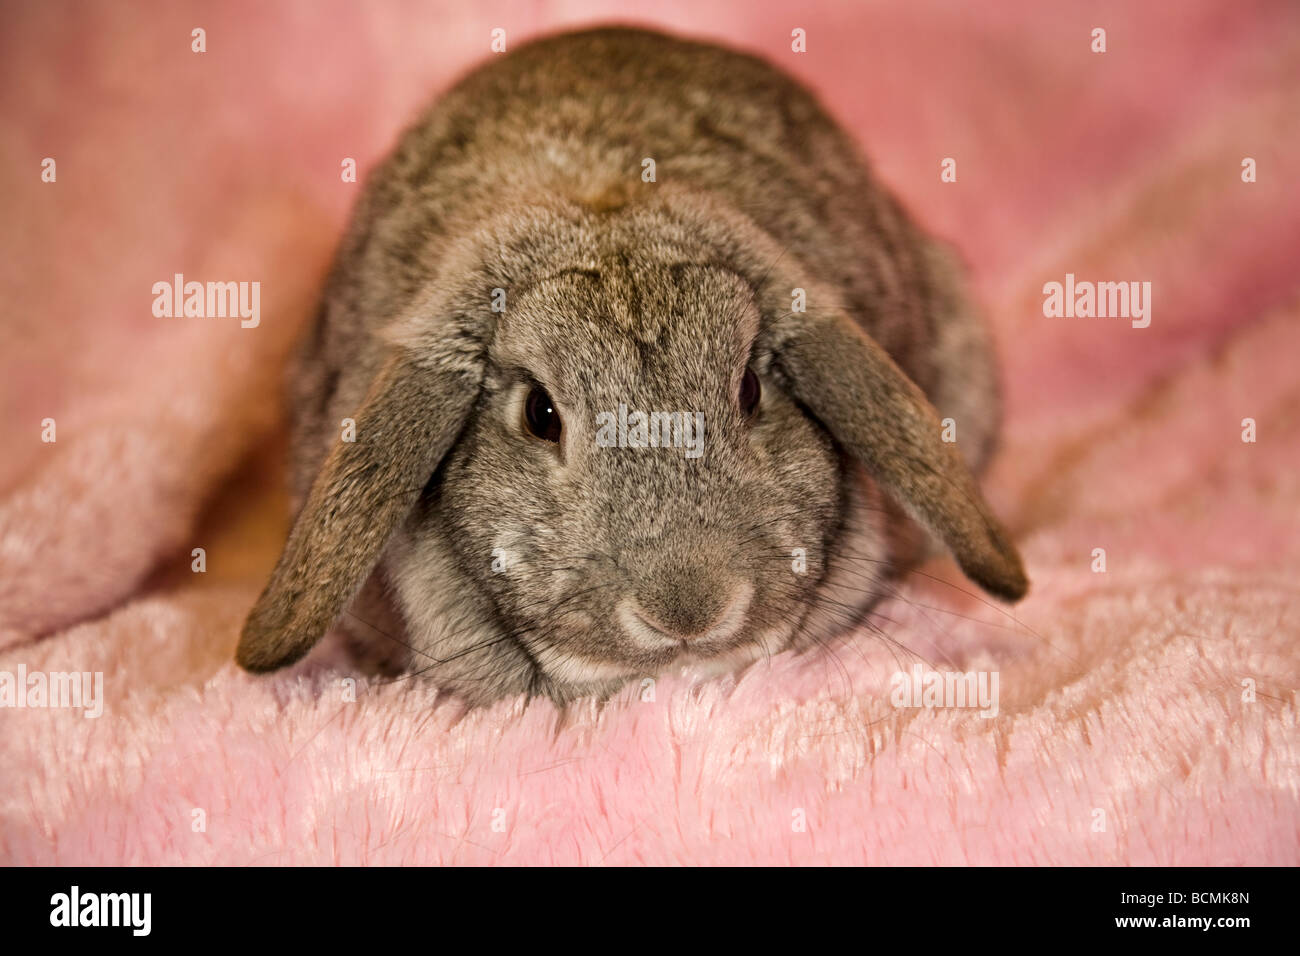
243, 27, 1026, 704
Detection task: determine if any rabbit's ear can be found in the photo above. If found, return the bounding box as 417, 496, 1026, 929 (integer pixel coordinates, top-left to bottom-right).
775, 310, 1028, 602
236, 348, 481, 672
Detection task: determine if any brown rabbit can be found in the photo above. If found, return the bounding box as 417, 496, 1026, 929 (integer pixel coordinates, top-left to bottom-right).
236, 26, 1027, 705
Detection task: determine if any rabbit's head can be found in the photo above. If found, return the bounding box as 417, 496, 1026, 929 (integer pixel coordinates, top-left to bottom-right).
236, 187, 1027, 696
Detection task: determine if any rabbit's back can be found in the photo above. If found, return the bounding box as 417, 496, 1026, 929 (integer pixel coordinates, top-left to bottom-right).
291, 27, 1000, 504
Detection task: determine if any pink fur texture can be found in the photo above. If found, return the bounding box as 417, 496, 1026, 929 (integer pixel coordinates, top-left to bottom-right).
2, 1, 1298, 864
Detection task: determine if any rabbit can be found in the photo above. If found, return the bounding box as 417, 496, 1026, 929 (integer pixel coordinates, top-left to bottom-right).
236, 25, 1028, 706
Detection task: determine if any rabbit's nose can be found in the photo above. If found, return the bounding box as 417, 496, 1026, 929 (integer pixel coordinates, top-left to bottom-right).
619, 581, 753, 648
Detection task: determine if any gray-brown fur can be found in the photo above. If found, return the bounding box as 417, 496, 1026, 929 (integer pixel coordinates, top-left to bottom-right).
237, 26, 1028, 704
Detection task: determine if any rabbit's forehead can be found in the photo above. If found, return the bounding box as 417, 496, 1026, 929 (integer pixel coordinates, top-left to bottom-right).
494, 263, 758, 397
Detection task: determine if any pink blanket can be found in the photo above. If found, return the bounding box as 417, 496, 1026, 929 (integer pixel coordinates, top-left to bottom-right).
2, 0, 1297, 865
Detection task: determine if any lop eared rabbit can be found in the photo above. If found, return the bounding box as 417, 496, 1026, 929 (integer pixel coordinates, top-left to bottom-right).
237, 27, 1028, 704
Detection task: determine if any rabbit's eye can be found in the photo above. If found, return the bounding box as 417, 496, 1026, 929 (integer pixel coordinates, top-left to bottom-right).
523, 384, 562, 442
740, 367, 761, 418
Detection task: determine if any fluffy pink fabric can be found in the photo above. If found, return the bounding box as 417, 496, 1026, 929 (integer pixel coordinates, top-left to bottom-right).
1, 0, 1297, 864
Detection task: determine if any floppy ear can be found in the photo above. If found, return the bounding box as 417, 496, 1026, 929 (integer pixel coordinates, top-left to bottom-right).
775, 311, 1028, 602
236, 347, 482, 672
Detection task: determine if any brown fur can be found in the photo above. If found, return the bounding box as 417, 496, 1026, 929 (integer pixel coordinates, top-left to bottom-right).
237, 26, 1027, 704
